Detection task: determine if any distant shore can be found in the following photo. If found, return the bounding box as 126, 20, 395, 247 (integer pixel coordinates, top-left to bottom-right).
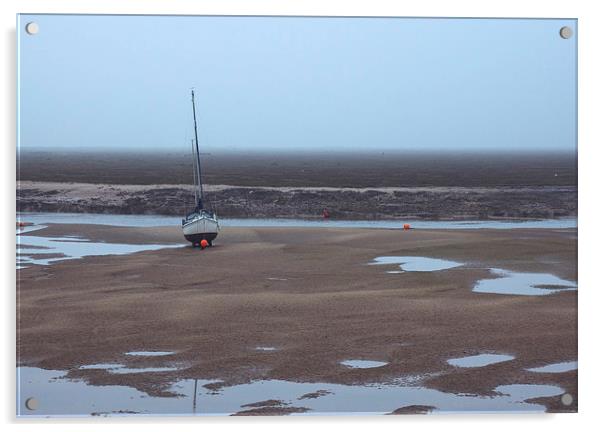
17, 150, 577, 187
17, 181, 577, 220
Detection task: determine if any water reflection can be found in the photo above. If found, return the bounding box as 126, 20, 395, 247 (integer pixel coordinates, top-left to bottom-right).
447, 354, 515, 368
16, 227, 181, 268
526, 361, 577, 373
17, 366, 564, 416
371, 256, 462, 272
340, 360, 389, 369
473, 269, 577, 296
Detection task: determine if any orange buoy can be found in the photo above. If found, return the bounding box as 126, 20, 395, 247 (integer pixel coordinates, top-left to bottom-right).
200, 239, 209, 249
403, 223, 411, 230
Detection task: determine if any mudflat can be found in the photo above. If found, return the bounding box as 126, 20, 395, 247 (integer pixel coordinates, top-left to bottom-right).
17, 150, 578, 220
17, 224, 577, 412
17, 181, 576, 220
17, 150, 577, 187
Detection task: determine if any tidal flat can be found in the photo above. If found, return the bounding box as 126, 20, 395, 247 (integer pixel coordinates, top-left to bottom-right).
17, 222, 577, 415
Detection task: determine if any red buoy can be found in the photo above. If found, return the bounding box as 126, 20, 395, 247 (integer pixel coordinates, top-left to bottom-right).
403, 223, 411, 230
200, 239, 209, 249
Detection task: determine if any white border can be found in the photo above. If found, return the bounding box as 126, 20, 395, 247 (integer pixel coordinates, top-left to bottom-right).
3, 1, 601, 431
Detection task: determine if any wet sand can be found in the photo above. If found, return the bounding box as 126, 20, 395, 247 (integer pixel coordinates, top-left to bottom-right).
16, 224, 577, 413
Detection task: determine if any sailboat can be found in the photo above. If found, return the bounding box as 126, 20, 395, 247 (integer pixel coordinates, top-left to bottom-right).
182, 89, 219, 246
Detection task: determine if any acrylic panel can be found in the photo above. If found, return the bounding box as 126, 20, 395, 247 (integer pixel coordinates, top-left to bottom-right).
16, 14, 577, 417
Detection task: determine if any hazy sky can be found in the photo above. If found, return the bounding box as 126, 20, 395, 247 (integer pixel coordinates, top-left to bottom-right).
18, 15, 577, 153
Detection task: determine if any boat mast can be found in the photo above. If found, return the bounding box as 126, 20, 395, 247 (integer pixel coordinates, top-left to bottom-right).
191, 89, 204, 209
191, 139, 199, 205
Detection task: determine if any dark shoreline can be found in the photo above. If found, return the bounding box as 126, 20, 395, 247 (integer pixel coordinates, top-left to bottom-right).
17, 181, 577, 220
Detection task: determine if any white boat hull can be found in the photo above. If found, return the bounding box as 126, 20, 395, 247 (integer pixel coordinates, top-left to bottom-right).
182, 214, 219, 244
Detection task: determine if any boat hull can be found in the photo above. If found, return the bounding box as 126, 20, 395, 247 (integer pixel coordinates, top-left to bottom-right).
184, 232, 218, 244
182, 216, 219, 244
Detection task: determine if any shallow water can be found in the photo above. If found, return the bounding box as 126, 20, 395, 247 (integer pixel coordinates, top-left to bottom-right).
79, 363, 180, 374
18, 212, 577, 230
447, 354, 515, 368
16, 228, 181, 268
372, 256, 462, 272
125, 351, 175, 357
527, 361, 577, 373
473, 269, 577, 296
340, 360, 389, 369
16, 224, 49, 234
17, 366, 564, 416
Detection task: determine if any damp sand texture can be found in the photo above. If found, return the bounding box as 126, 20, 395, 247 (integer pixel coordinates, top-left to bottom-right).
16, 224, 577, 414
